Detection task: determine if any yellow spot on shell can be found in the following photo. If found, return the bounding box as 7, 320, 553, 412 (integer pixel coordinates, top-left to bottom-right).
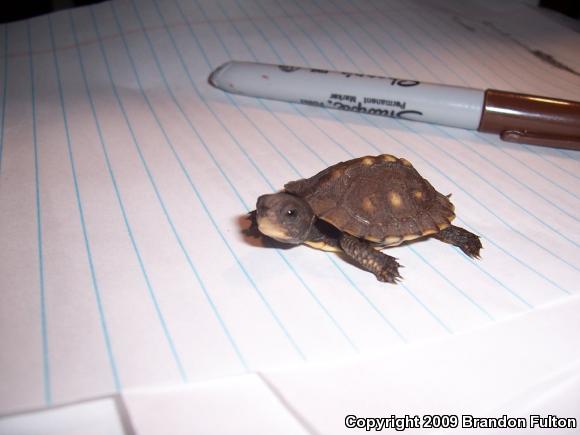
388, 191, 403, 208
330, 168, 343, 179
362, 196, 375, 212
362, 157, 375, 165
399, 158, 413, 167
381, 154, 397, 162
414, 190, 423, 200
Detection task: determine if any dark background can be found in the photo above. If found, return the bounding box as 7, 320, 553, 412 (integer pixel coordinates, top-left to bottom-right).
0, 0, 579, 24
1, 0, 107, 24
540, 0, 580, 18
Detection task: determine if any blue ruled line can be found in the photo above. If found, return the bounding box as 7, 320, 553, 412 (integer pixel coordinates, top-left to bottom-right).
437, 130, 579, 224
68, 10, 188, 383
225, 0, 413, 339
261, 0, 555, 301
87, 6, 250, 370
259, 0, 481, 326
347, 3, 580, 203
236, 0, 532, 308
178, 0, 414, 340
161, 0, 361, 350
26, 21, 52, 405
472, 134, 580, 203
302, 0, 580, 274
401, 2, 580, 180
220, 0, 456, 332
319, 0, 580, 252
115, 0, 313, 359
246, 0, 506, 328
47, 15, 121, 390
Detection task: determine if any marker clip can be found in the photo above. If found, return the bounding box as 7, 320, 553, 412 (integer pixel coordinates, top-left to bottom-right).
500, 130, 580, 151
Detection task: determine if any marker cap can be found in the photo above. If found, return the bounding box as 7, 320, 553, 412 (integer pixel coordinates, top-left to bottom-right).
478, 89, 580, 150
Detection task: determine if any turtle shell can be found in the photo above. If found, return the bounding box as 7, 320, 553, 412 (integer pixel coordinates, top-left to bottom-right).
284, 154, 456, 246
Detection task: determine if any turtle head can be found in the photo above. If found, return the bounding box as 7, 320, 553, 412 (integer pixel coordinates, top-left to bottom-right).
255, 193, 315, 244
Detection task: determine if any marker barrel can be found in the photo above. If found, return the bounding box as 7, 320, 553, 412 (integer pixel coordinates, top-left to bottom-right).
209, 61, 485, 130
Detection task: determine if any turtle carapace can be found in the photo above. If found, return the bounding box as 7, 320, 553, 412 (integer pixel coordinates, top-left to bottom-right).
254, 154, 482, 283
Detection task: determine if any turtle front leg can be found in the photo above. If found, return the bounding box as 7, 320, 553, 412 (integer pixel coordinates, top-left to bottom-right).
339, 233, 402, 283
433, 225, 482, 258
243, 210, 261, 238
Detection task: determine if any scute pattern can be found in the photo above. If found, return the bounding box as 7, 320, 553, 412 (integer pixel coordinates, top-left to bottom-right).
284, 155, 455, 244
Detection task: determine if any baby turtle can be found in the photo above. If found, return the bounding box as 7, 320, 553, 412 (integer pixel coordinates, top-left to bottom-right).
253, 154, 481, 283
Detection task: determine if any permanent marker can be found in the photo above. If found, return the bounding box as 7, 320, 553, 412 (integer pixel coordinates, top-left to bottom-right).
209, 61, 580, 150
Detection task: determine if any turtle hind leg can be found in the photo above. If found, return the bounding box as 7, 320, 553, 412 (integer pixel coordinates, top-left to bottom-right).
339, 233, 402, 283
433, 225, 482, 258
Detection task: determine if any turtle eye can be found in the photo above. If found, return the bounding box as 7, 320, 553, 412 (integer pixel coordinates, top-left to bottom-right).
286, 208, 298, 218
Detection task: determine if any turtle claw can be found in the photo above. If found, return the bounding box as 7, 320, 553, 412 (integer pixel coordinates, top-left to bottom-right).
434, 225, 482, 259
461, 236, 482, 259
375, 258, 403, 284
377, 273, 403, 284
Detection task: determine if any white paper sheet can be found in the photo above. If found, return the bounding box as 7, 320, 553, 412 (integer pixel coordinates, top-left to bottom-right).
122, 374, 311, 435
0, 0, 579, 418
9, 292, 575, 435
260, 293, 580, 434
116, 293, 580, 435
0, 398, 126, 435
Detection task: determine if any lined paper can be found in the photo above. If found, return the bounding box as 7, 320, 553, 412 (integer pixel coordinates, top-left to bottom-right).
0, 0, 579, 415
